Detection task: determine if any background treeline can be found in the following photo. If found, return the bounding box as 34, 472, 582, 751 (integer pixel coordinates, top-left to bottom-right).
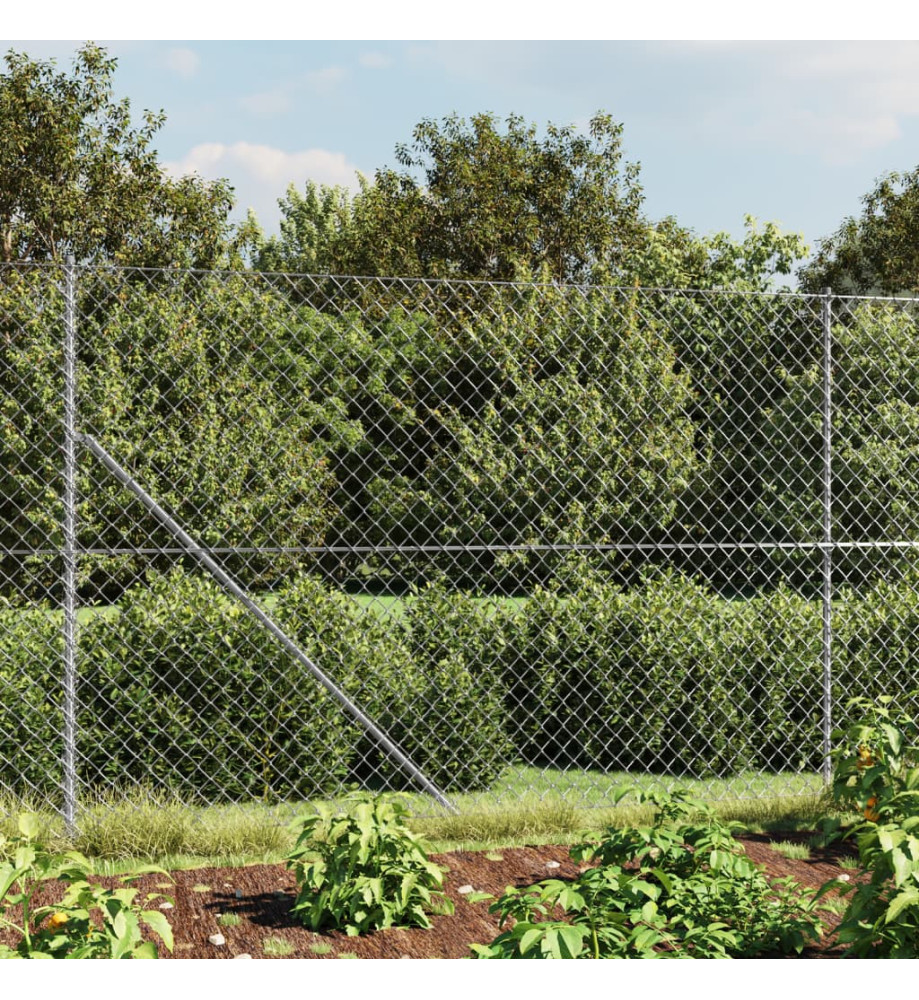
3, 264, 919, 600
5, 44, 919, 800
4, 44, 919, 602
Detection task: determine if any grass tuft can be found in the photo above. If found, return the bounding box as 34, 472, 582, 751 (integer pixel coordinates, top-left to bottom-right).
262, 936, 294, 957
769, 840, 812, 861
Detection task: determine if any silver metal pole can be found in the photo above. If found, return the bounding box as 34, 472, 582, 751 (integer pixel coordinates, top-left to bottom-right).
62, 256, 78, 835
821, 288, 833, 785
79, 432, 457, 813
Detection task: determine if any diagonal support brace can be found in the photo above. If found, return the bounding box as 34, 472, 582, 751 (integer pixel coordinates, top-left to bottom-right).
79, 432, 457, 813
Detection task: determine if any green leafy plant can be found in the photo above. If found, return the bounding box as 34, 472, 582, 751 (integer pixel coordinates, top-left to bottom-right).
829, 695, 919, 825
471, 789, 821, 959
0, 814, 173, 959
285, 793, 453, 936
816, 696, 919, 957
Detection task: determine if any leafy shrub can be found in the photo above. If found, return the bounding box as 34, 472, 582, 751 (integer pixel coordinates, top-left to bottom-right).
0, 603, 63, 797
472, 789, 821, 959
364, 294, 696, 590
275, 576, 511, 792
2, 271, 368, 600
738, 584, 824, 771
493, 568, 834, 776
836, 573, 919, 713
285, 793, 452, 935
398, 583, 513, 790
80, 569, 357, 801
819, 695, 919, 957
0, 813, 173, 959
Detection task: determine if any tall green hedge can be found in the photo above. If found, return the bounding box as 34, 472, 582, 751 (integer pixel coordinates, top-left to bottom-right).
6, 570, 919, 802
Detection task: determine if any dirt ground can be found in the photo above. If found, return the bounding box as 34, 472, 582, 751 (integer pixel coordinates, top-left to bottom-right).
1, 829, 865, 959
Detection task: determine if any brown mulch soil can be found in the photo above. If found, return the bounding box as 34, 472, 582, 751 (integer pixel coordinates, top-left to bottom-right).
1, 833, 866, 959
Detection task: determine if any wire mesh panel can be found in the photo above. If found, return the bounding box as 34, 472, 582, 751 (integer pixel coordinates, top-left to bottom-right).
0, 263, 68, 810
3, 263, 919, 825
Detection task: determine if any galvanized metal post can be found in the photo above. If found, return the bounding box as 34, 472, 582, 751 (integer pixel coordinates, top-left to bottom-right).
821, 288, 833, 785
62, 256, 79, 836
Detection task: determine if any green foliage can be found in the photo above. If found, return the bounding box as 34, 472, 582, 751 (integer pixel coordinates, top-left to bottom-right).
364, 288, 696, 588
0, 813, 173, 959
80, 569, 357, 801
627, 215, 808, 292
800, 167, 919, 295
11, 565, 919, 803
251, 181, 360, 276
0, 603, 63, 796
1, 268, 367, 598
754, 302, 919, 586
399, 583, 512, 790
325, 111, 646, 283
828, 695, 919, 823
0, 43, 235, 267
495, 569, 824, 774
819, 696, 919, 957
471, 789, 821, 959
286, 793, 452, 936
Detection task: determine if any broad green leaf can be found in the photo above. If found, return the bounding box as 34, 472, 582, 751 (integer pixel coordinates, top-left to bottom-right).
885, 889, 919, 924
140, 909, 174, 951
555, 924, 585, 959
17, 814, 40, 839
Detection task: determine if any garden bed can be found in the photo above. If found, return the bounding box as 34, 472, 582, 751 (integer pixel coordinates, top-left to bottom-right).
0, 832, 863, 959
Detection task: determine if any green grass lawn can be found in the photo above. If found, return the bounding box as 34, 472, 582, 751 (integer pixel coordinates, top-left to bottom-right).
1, 764, 828, 874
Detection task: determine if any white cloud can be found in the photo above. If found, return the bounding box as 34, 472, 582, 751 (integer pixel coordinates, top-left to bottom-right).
164, 141, 364, 232
645, 41, 919, 165
238, 65, 346, 117
358, 51, 393, 69
305, 66, 346, 92
239, 88, 292, 115
164, 46, 200, 79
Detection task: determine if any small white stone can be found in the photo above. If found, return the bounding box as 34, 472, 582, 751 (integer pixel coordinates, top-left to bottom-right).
457, 884, 475, 894
235, 889, 243, 899
159, 901, 174, 910
234, 953, 253, 960
546, 861, 561, 869
209, 933, 226, 947
837, 874, 851, 882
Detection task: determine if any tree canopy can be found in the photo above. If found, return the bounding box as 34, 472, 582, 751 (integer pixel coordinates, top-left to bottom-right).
799, 167, 919, 296
0, 43, 236, 267
252, 111, 808, 293
254, 112, 650, 283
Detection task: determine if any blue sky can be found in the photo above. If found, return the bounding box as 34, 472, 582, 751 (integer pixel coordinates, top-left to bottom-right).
4, 35, 919, 279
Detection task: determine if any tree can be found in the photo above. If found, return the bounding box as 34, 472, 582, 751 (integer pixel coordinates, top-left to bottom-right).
254, 111, 648, 283
251, 181, 360, 275
359, 286, 697, 587
799, 167, 919, 295
0, 43, 235, 267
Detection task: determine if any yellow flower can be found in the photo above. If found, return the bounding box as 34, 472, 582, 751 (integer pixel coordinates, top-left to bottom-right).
856, 745, 875, 770
46, 911, 69, 929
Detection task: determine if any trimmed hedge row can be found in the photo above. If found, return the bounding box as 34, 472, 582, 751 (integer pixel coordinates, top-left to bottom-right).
2, 569, 919, 800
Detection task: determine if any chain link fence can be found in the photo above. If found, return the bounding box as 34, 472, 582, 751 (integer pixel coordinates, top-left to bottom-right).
3, 261, 919, 826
